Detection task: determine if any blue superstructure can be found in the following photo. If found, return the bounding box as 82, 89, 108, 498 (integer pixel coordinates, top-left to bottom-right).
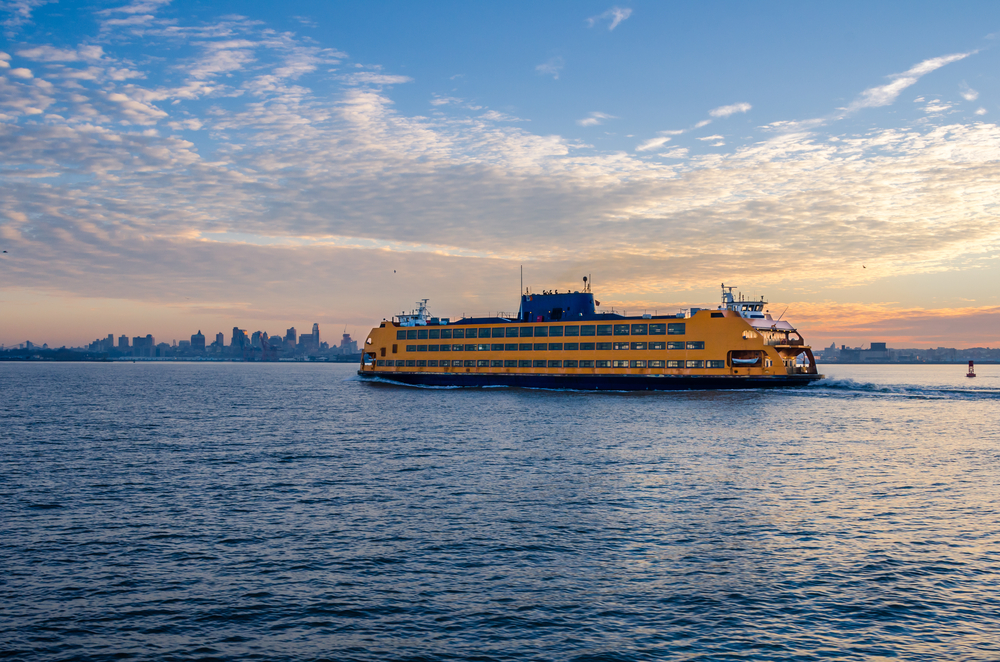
517, 291, 624, 323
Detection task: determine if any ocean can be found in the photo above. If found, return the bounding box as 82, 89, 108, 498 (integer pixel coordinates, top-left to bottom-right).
2, 362, 998, 661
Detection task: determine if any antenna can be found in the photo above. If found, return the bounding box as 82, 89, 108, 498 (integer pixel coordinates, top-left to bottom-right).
776, 306, 789, 321
582, 275, 588, 293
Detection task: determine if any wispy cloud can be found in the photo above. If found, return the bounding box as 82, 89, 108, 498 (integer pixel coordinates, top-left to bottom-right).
577, 111, 616, 127
709, 102, 751, 118
343, 72, 413, 86
635, 136, 670, 151
844, 52, 973, 114
535, 56, 564, 79
1, 0, 54, 35
960, 82, 979, 101
586, 6, 632, 31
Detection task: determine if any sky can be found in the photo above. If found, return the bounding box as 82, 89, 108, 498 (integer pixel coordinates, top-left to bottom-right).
2, 0, 1000, 349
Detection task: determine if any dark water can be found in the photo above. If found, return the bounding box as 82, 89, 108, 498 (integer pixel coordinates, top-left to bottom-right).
2, 362, 999, 661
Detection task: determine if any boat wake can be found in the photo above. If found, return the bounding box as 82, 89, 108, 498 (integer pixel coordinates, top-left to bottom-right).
813, 377, 1000, 400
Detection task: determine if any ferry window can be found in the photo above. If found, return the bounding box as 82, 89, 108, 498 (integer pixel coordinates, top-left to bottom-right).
520, 343, 532, 351
520, 327, 533, 337
613, 342, 629, 350
452, 344, 463, 351
667, 323, 685, 335
491, 343, 503, 351
649, 360, 665, 368
479, 328, 492, 339
631, 360, 646, 368
631, 324, 648, 335
465, 360, 476, 367
453, 329, 465, 339
707, 360, 725, 368
596, 342, 612, 351
533, 343, 547, 351
613, 324, 630, 336
465, 344, 476, 352
564, 360, 578, 368
417, 329, 428, 340
441, 329, 452, 339
416, 360, 427, 367
686, 341, 705, 350
504, 360, 517, 367
392, 344, 398, 353
596, 360, 611, 368
428, 360, 438, 367
380, 347, 386, 357
649, 323, 666, 335
564, 326, 580, 336
534, 326, 548, 337
477, 360, 489, 367
407, 344, 416, 352
548, 343, 562, 351
564, 342, 579, 351
667, 360, 681, 368
505, 343, 517, 351
519, 360, 532, 367
396, 330, 406, 340
581, 342, 596, 351
533, 360, 547, 368
407, 330, 418, 340
686, 360, 704, 368
506, 327, 519, 338
613, 360, 629, 368
477, 344, 489, 351
597, 324, 612, 336
548, 360, 562, 368
417, 345, 427, 352
631, 342, 647, 351
453, 360, 463, 367
711, 312, 724, 318
406, 360, 416, 367
377, 360, 385, 366
548, 326, 563, 337
667, 341, 685, 350
581, 325, 596, 336
491, 360, 503, 367
580, 360, 595, 368
650, 342, 665, 350
429, 329, 440, 339
492, 327, 505, 338
429, 345, 439, 352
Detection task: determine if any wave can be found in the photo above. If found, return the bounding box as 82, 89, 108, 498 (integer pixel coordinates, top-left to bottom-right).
813, 377, 1000, 400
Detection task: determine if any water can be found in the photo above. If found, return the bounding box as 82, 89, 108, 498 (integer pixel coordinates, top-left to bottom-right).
2, 363, 998, 661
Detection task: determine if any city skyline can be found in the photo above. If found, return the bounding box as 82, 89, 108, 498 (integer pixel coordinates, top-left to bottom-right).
3, 2, 1000, 348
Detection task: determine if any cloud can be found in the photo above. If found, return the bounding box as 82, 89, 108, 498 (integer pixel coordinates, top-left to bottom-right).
586, 6, 632, 30
343, 72, 413, 86
694, 119, 711, 128
17, 45, 104, 61
697, 134, 724, 141
975, 107, 987, 115
635, 136, 670, 151
535, 56, 564, 79
844, 52, 973, 114
960, 82, 978, 101
2, 0, 54, 35
9, 67, 33, 78
577, 111, 616, 127
657, 147, 689, 159
709, 102, 751, 118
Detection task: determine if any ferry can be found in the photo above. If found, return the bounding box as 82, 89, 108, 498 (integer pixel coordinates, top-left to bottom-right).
358, 282, 822, 390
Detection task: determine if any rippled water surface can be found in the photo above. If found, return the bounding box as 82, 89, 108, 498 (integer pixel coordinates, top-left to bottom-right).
2, 362, 999, 661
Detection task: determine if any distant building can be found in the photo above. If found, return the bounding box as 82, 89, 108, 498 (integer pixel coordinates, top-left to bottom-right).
213, 332, 224, 348
285, 327, 297, 344
337, 331, 359, 355
119, 335, 129, 350
232, 327, 248, 350
132, 334, 154, 357
191, 330, 206, 352
312, 323, 320, 346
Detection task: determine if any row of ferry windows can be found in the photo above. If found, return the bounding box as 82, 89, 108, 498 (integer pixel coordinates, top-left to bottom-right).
396, 322, 686, 340
403, 341, 705, 352
378, 359, 727, 368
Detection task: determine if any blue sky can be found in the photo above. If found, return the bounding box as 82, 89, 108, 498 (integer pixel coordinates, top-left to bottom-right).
3, 0, 1000, 347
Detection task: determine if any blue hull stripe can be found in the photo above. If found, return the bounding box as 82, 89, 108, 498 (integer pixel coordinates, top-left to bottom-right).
358, 371, 821, 390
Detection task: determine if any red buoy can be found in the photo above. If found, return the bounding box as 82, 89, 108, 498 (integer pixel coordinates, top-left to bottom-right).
967, 360, 976, 378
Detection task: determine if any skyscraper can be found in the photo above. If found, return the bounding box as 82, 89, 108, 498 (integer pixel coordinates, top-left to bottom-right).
312, 323, 320, 346
119, 335, 129, 350
285, 327, 297, 344
191, 330, 206, 352
214, 332, 224, 348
